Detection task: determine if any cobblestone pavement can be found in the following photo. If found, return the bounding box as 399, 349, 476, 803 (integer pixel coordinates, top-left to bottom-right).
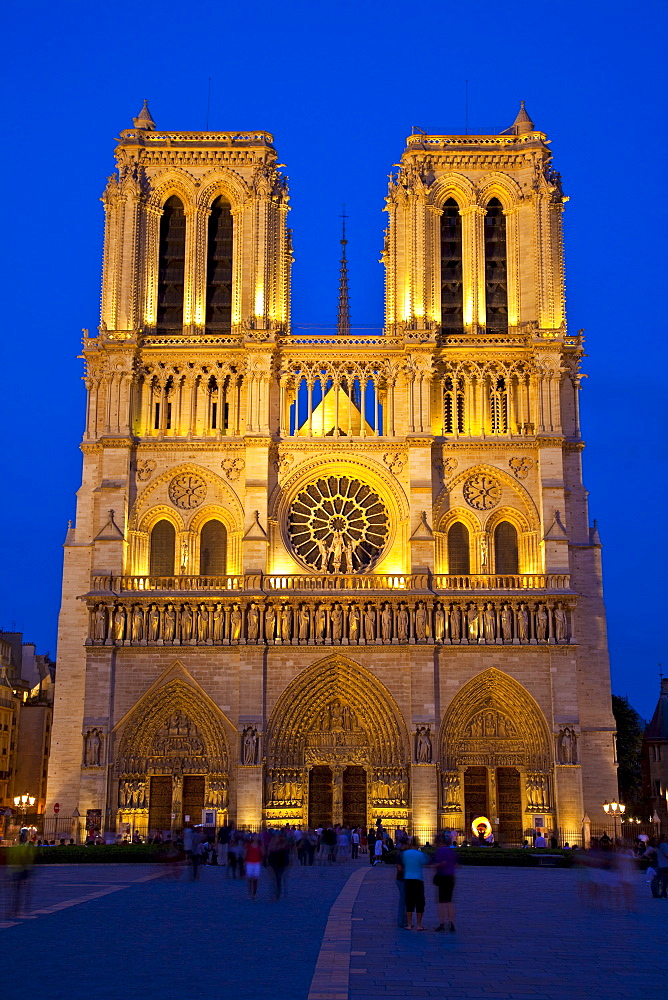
1, 860, 665, 1000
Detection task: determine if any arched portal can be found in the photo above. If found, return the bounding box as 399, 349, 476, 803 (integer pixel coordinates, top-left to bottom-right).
438, 668, 553, 845
114, 678, 230, 836
266, 656, 410, 830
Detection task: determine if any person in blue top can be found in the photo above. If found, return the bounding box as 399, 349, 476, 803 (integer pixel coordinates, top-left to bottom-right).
397, 837, 429, 930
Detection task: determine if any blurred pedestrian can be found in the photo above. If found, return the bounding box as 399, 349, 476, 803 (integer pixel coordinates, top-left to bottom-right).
267, 832, 290, 900
395, 841, 407, 928
245, 835, 263, 899
399, 837, 428, 930
433, 834, 457, 932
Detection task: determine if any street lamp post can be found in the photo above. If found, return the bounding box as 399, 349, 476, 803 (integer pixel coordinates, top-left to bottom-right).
602, 799, 625, 842
13, 792, 36, 840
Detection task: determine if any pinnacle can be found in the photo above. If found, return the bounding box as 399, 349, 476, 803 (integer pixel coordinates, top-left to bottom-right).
133, 99, 156, 131
511, 100, 534, 135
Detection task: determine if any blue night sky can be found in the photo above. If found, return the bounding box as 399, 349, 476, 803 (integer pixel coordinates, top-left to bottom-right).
0, 0, 665, 719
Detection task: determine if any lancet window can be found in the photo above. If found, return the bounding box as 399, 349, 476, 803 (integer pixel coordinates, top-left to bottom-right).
443, 375, 465, 435
484, 198, 508, 332
206, 197, 233, 331
150, 520, 176, 576
157, 196, 186, 331
440, 198, 463, 331
489, 375, 508, 434
448, 522, 470, 574
199, 520, 226, 575
494, 521, 518, 574
438, 362, 534, 437
135, 363, 240, 438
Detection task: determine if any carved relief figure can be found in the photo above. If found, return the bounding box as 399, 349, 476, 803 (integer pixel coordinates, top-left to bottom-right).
559, 726, 576, 764
441, 770, 461, 810
298, 605, 310, 640
416, 726, 432, 763
536, 604, 548, 641
148, 604, 160, 642
554, 602, 568, 642
449, 605, 461, 641
181, 604, 194, 641
247, 602, 260, 641
197, 604, 209, 642
94, 605, 107, 641
84, 728, 102, 767
434, 603, 445, 642
467, 604, 479, 640
315, 605, 327, 641
348, 604, 360, 642
415, 602, 428, 641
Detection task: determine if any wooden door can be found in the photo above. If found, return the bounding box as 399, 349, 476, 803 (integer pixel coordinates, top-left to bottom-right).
464, 766, 488, 838
148, 776, 172, 833
496, 767, 522, 845
342, 766, 367, 830
308, 766, 333, 828
183, 775, 205, 825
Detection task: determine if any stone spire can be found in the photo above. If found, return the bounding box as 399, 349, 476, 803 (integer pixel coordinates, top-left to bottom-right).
645, 676, 668, 740
337, 208, 350, 338
133, 99, 156, 131
511, 100, 534, 135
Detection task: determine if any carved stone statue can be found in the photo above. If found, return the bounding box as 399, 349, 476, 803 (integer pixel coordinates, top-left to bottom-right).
381, 603, 393, 641
94, 605, 107, 641
449, 605, 461, 641
483, 603, 496, 641
397, 603, 409, 642
164, 604, 176, 642
501, 604, 513, 641
348, 604, 360, 642
554, 602, 568, 642
84, 728, 102, 767
441, 770, 461, 810
536, 604, 548, 641
331, 603, 343, 641
415, 602, 427, 641
113, 605, 126, 642
559, 727, 576, 764
247, 602, 260, 641
265, 604, 276, 641
298, 605, 310, 640
230, 604, 242, 641
181, 604, 194, 641
416, 726, 432, 763
364, 604, 376, 641
280, 604, 292, 641
434, 603, 445, 642
148, 604, 160, 642
212, 603, 224, 642
467, 604, 479, 640
131, 605, 144, 642
517, 603, 529, 641
314, 605, 327, 641
329, 529, 345, 573
242, 725, 259, 765
197, 604, 209, 642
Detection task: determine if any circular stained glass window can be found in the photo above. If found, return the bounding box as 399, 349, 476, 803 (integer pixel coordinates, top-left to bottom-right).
287, 476, 389, 573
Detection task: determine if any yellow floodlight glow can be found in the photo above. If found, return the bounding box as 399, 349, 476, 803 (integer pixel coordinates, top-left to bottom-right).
254, 284, 265, 318
471, 815, 492, 839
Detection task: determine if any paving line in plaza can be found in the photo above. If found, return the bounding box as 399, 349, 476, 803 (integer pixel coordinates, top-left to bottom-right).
1, 870, 165, 929
307, 866, 371, 1000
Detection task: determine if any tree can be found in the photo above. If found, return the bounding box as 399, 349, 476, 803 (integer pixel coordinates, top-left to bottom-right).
611, 694, 649, 817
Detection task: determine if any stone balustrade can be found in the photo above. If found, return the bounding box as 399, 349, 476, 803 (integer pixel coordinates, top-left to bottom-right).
90, 572, 571, 595
86, 595, 575, 647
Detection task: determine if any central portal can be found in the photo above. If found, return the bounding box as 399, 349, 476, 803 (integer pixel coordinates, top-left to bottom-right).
308, 765, 367, 828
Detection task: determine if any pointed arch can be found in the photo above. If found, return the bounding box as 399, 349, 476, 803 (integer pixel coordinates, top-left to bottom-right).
476, 172, 523, 211
428, 172, 476, 210
439, 667, 552, 771
197, 169, 252, 213
266, 655, 410, 767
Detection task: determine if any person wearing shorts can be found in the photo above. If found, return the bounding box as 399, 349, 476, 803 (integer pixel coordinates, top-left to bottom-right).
432, 834, 457, 932
399, 838, 428, 930
245, 835, 263, 899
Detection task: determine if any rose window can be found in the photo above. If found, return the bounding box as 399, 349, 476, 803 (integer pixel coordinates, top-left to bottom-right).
287, 476, 389, 573
463, 474, 501, 511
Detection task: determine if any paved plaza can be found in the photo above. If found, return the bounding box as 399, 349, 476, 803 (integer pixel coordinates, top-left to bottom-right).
1, 859, 664, 1000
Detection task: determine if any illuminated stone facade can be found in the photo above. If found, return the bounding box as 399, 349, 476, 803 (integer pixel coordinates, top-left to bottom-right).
47, 102, 617, 842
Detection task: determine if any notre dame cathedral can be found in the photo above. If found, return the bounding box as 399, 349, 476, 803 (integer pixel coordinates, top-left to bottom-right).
47, 100, 617, 843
